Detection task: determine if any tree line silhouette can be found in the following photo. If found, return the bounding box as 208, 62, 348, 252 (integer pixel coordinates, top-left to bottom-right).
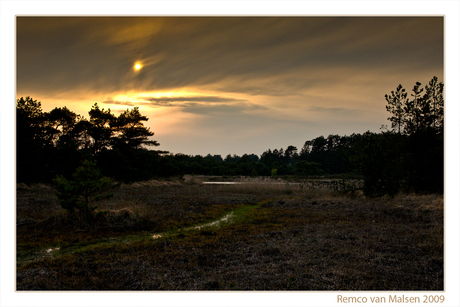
16, 76, 443, 196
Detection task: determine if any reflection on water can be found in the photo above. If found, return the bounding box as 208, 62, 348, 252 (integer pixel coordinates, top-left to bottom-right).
203, 181, 300, 185
27, 212, 234, 263
151, 212, 234, 239
202, 182, 240, 185
189, 212, 234, 230
46, 247, 60, 253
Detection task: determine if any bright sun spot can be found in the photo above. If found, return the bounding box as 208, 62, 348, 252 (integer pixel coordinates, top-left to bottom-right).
134, 63, 142, 70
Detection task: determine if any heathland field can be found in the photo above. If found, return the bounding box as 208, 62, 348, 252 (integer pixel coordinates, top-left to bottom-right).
16, 176, 443, 290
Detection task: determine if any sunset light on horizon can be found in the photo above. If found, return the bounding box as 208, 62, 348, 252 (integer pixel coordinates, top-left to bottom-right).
16, 16, 444, 156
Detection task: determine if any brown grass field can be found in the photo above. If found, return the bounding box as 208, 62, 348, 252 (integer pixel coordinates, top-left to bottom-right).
16, 177, 443, 290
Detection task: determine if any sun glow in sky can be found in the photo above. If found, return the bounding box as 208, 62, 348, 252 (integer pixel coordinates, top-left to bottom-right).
134, 63, 142, 70
16, 16, 444, 156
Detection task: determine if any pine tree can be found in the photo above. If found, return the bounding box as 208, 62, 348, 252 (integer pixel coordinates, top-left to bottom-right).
53, 160, 115, 217
385, 84, 408, 134
112, 107, 159, 150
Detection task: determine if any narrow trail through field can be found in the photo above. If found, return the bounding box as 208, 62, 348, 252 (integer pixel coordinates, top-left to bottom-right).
17, 202, 265, 266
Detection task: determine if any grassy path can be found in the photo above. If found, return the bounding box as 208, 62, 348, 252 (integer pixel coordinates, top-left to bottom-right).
17, 201, 266, 267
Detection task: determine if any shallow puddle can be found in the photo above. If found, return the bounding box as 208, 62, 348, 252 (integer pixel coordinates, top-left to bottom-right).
46, 247, 60, 253
152, 211, 234, 239
186, 212, 234, 230
203, 181, 300, 185
202, 182, 240, 185
20, 209, 240, 265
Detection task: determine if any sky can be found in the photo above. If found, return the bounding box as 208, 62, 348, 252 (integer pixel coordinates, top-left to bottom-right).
16, 16, 444, 156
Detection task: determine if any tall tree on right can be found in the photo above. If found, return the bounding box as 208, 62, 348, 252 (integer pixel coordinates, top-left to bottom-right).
424, 76, 444, 133
385, 84, 408, 135
386, 76, 444, 136
378, 76, 444, 195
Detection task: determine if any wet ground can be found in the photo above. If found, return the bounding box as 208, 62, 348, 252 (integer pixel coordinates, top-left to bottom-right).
16, 180, 443, 291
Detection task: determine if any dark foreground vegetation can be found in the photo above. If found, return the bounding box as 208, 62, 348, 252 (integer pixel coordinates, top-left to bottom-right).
17, 179, 443, 290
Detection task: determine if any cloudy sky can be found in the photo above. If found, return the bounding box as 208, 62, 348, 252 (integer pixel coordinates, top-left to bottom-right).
16, 16, 444, 156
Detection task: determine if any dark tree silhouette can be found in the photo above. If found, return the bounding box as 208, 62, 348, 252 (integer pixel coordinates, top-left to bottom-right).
363, 76, 445, 196
386, 76, 444, 135
88, 103, 116, 155
112, 107, 159, 150
16, 97, 47, 144
46, 107, 78, 134
424, 76, 444, 132
16, 97, 49, 182
385, 84, 408, 134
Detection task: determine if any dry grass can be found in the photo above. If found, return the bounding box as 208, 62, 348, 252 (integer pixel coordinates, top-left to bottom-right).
16, 178, 443, 291
16, 183, 61, 225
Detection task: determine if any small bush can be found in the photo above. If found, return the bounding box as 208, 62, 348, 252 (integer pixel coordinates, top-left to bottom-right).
53, 160, 116, 218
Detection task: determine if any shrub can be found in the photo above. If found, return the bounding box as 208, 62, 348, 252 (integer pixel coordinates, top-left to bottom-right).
53, 160, 116, 217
